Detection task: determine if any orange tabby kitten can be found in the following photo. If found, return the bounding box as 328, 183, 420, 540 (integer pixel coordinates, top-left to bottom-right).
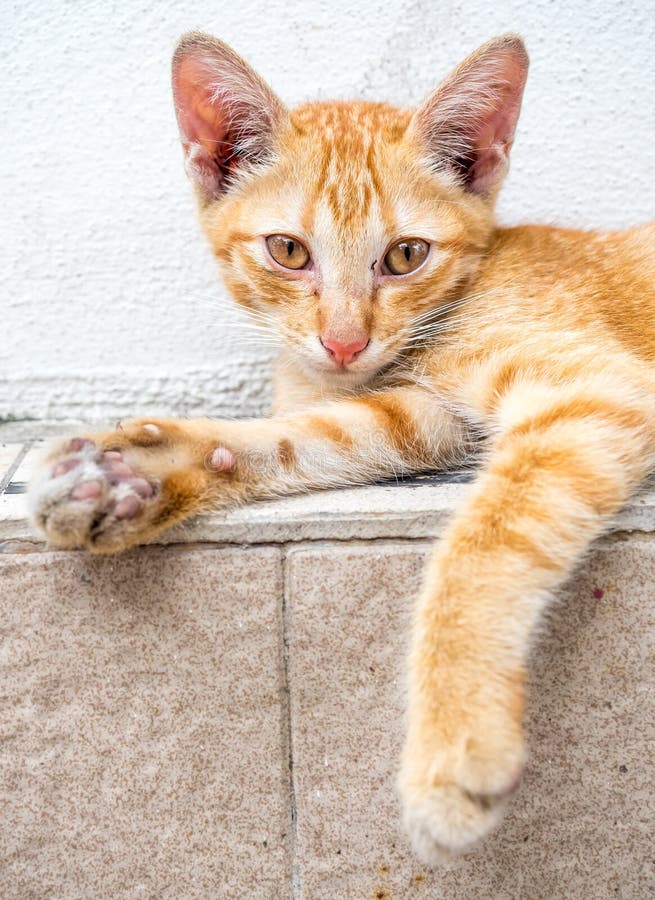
29, 32, 655, 862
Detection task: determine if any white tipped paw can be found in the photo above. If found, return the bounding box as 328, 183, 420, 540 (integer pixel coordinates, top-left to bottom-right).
402, 777, 518, 865
400, 721, 524, 863
30, 437, 158, 551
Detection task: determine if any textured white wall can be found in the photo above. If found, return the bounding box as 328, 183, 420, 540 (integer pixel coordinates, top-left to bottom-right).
2, 0, 654, 422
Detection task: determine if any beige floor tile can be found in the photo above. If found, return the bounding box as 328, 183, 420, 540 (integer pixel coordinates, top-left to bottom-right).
285, 540, 655, 899
0, 547, 290, 899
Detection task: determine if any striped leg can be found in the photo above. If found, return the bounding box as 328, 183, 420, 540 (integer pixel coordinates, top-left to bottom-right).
400, 380, 655, 861
29, 386, 463, 553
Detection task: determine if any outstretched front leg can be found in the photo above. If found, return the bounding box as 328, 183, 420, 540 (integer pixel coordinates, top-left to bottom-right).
400, 375, 655, 862
30, 386, 463, 553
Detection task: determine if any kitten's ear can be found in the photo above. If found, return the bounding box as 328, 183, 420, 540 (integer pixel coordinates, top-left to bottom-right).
410, 35, 528, 196
172, 32, 288, 200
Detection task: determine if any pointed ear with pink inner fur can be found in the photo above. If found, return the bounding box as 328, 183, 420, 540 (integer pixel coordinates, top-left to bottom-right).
172, 32, 288, 200
410, 35, 529, 196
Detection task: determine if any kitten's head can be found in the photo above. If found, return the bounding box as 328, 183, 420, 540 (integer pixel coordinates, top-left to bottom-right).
172, 33, 528, 388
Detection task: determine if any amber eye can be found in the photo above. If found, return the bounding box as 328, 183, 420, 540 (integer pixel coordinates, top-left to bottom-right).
384, 239, 429, 275
266, 234, 310, 270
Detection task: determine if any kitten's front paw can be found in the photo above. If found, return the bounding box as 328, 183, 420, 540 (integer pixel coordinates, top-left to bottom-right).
399, 691, 525, 864
30, 435, 160, 552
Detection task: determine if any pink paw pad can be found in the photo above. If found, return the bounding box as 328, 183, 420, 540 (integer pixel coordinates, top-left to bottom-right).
208, 447, 236, 472
114, 495, 142, 519
71, 480, 103, 501
127, 477, 153, 499
103, 459, 135, 482
53, 443, 156, 518
53, 458, 80, 478
67, 437, 94, 453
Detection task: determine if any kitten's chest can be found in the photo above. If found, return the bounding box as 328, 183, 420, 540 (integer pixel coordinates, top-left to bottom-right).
270, 353, 381, 415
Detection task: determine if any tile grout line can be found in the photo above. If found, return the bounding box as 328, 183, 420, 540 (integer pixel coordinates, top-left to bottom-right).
280, 545, 301, 900
0, 441, 32, 495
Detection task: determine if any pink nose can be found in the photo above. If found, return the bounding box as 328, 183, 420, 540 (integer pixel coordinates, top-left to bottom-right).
321, 336, 369, 367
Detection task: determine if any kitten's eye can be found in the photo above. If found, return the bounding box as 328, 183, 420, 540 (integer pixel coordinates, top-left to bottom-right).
384, 239, 429, 275
266, 234, 310, 270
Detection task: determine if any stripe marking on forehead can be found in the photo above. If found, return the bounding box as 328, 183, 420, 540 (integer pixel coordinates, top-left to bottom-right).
295, 102, 407, 239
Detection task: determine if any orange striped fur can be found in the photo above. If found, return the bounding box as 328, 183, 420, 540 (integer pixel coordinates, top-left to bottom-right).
30, 32, 655, 862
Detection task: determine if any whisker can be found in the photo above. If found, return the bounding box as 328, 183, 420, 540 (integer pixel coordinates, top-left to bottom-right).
397, 279, 521, 354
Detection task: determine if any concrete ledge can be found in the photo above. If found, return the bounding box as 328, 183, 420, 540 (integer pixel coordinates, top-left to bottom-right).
2, 440, 655, 545
1, 433, 654, 898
